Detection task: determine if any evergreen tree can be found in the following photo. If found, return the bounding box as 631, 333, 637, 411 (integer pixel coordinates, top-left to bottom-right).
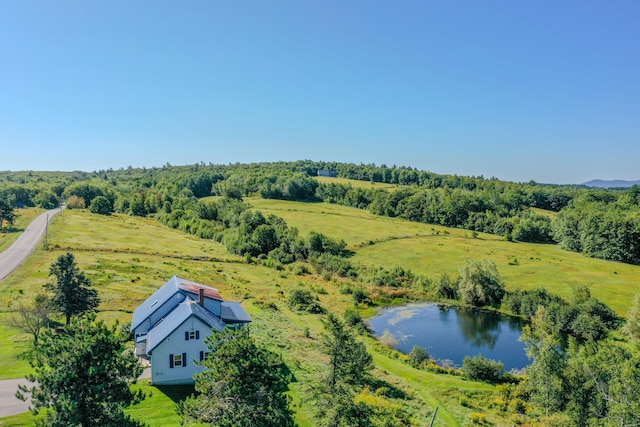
180, 328, 295, 427
45, 252, 100, 324
17, 315, 145, 427
315, 313, 373, 426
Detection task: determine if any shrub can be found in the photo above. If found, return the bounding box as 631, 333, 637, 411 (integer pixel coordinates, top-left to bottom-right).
306, 301, 325, 314
344, 309, 364, 331
291, 264, 310, 275
339, 285, 353, 294
352, 288, 370, 306
436, 273, 458, 300
288, 288, 316, 312
66, 195, 86, 209
408, 345, 430, 368
470, 413, 487, 424
462, 354, 504, 382
253, 297, 279, 311
379, 330, 398, 348
263, 258, 284, 271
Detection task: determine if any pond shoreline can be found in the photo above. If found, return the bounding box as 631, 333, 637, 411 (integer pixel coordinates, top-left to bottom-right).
366, 301, 530, 371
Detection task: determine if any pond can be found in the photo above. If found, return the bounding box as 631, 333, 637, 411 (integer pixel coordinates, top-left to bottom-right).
367, 303, 529, 371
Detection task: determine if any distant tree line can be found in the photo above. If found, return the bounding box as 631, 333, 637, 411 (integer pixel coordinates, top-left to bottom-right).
553, 188, 640, 264
2, 161, 639, 264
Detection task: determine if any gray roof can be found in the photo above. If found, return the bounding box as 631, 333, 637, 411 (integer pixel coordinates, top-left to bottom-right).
131, 276, 222, 332
147, 301, 226, 353
221, 301, 252, 323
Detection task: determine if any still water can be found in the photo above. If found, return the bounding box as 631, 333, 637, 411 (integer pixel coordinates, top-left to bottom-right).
368, 303, 529, 371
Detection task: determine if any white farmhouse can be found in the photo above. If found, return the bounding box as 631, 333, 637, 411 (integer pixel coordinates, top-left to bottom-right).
131, 276, 251, 385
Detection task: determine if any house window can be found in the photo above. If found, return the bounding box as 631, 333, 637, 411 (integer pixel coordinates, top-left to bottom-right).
170, 353, 187, 368
185, 330, 200, 340
199, 351, 211, 361
174, 354, 183, 367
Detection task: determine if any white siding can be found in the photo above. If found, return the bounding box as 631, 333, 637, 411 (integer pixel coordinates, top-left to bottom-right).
149, 316, 214, 385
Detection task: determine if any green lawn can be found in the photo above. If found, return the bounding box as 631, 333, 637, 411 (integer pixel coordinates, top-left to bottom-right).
0, 314, 33, 380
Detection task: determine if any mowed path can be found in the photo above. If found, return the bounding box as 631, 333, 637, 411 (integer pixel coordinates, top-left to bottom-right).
0, 206, 63, 282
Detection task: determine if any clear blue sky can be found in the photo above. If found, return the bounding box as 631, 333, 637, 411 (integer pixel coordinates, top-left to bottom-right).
1, 1, 638, 184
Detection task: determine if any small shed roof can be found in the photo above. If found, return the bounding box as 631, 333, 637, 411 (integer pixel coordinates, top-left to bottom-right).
147, 301, 226, 353
221, 301, 252, 323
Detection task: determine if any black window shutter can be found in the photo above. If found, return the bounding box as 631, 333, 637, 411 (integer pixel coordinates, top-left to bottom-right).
182, 352, 187, 367
185, 331, 189, 341
169, 354, 174, 368
199, 351, 204, 361
196, 330, 200, 339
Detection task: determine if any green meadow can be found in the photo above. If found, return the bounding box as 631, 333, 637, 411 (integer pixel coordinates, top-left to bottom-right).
249, 198, 640, 315
3, 199, 638, 425
315, 175, 404, 190
0, 208, 510, 426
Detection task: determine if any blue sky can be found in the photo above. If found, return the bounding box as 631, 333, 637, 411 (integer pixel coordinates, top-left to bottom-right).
1, 1, 638, 184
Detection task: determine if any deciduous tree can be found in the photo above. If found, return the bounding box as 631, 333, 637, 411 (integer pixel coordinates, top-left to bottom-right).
89, 195, 112, 215
0, 199, 17, 229
6, 294, 52, 344
458, 259, 505, 307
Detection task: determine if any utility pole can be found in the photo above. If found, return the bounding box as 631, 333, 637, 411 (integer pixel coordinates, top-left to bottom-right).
44, 213, 49, 248
429, 406, 438, 427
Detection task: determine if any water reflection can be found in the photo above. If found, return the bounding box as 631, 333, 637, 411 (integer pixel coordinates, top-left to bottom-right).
455, 307, 500, 349
368, 302, 529, 370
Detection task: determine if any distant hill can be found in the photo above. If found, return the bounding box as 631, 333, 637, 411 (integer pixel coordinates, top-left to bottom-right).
582, 179, 640, 188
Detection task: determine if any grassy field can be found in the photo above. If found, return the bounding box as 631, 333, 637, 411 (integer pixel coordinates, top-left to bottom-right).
249, 198, 640, 315
0, 208, 510, 426
0, 208, 44, 252
3, 202, 637, 425
314, 175, 406, 191
247, 198, 470, 248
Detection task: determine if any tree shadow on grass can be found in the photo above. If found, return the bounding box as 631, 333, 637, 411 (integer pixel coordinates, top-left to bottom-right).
365, 376, 408, 400
152, 384, 197, 403
0, 226, 26, 234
